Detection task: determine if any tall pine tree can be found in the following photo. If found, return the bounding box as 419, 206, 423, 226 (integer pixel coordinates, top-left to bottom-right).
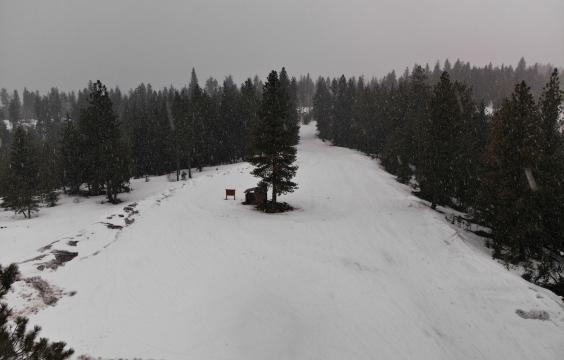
78, 80, 130, 203
537, 69, 564, 260
2, 127, 40, 218
250, 70, 299, 210
481, 82, 544, 261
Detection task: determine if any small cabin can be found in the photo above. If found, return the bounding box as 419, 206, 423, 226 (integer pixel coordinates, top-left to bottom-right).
244, 187, 267, 206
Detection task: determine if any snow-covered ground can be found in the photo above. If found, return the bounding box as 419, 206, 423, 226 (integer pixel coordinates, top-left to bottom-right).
1, 123, 563, 359
2, 119, 12, 131
1, 118, 37, 131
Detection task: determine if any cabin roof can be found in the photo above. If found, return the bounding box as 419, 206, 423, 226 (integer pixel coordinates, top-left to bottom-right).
245, 187, 266, 194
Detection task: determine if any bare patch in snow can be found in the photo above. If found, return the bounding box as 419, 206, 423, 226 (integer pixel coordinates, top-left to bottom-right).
516, 309, 550, 320
9, 276, 75, 318
36, 250, 78, 271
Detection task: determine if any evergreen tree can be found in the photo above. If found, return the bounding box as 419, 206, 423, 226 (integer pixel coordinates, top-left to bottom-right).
8, 90, 21, 126
168, 90, 186, 180
38, 140, 60, 207
21, 88, 36, 120
204, 77, 220, 97
0, 88, 9, 119
61, 116, 83, 194
218, 76, 242, 163
332, 75, 353, 147
296, 73, 315, 109
250, 70, 299, 209
480, 82, 544, 261
313, 77, 333, 141
454, 98, 487, 211
188, 68, 200, 99
2, 127, 40, 218
383, 66, 430, 183
78, 80, 130, 203
0, 119, 9, 150
240, 78, 261, 158
0, 149, 9, 199
417, 72, 460, 209
279, 68, 299, 146
537, 69, 564, 256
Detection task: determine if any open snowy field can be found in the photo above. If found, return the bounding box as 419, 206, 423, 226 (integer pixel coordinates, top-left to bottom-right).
1, 123, 563, 359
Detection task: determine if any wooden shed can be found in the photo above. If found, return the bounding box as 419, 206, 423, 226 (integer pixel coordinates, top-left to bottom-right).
244, 187, 267, 206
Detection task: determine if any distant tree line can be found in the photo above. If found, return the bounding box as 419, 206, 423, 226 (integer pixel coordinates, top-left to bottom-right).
0, 68, 305, 215
313, 65, 563, 289
424, 58, 562, 105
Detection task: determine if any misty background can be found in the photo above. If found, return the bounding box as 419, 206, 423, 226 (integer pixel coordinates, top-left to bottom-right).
1, 0, 563, 92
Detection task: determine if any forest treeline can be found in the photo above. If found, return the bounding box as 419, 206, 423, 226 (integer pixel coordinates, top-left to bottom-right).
0, 68, 302, 209
0, 58, 562, 282
313, 63, 563, 291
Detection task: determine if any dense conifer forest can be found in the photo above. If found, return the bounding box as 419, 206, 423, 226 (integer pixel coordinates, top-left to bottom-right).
0, 57, 563, 301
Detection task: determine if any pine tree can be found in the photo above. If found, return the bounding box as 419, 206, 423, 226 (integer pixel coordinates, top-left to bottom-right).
0, 149, 9, 199
537, 69, 564, 257
1, 263, 74, 359
313, 77, 333, 141
78, 81, 130, 203
39, 139, 60, 207
218, 76, 242, 163
0, 119, 9, 150
332, 75, 353, 147
417, 72, 460, 209
61, 116, 83, 194
168, 90, 189, 179
8, 90, 21, 127
250, 70, 298, 210
22, 88, 36, 120
188, 68, 199, 99
0, 88, 9, 119
2, 127, 41, 218
480, 82, 544, 261
241, 78, 261, 158
454, 98, 487, 211
384, 66, 430, 183
279, 68, 299, 146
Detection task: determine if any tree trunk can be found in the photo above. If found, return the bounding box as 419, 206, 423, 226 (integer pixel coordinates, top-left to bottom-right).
188, 157, 192, 179
272, 158, 277, 205
176, 163, 180, 182
272, 184, 277, 205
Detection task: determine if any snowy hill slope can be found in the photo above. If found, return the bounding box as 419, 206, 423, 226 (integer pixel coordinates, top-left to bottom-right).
1, 123, 563, 359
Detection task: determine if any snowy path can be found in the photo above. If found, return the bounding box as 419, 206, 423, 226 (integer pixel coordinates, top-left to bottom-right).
2, 123, 564, 359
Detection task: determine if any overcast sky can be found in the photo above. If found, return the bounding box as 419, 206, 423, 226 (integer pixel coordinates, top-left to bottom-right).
1, 0, 563, 92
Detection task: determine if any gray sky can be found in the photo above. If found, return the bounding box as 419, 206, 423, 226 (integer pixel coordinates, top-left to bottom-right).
1, 0, 563, 92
